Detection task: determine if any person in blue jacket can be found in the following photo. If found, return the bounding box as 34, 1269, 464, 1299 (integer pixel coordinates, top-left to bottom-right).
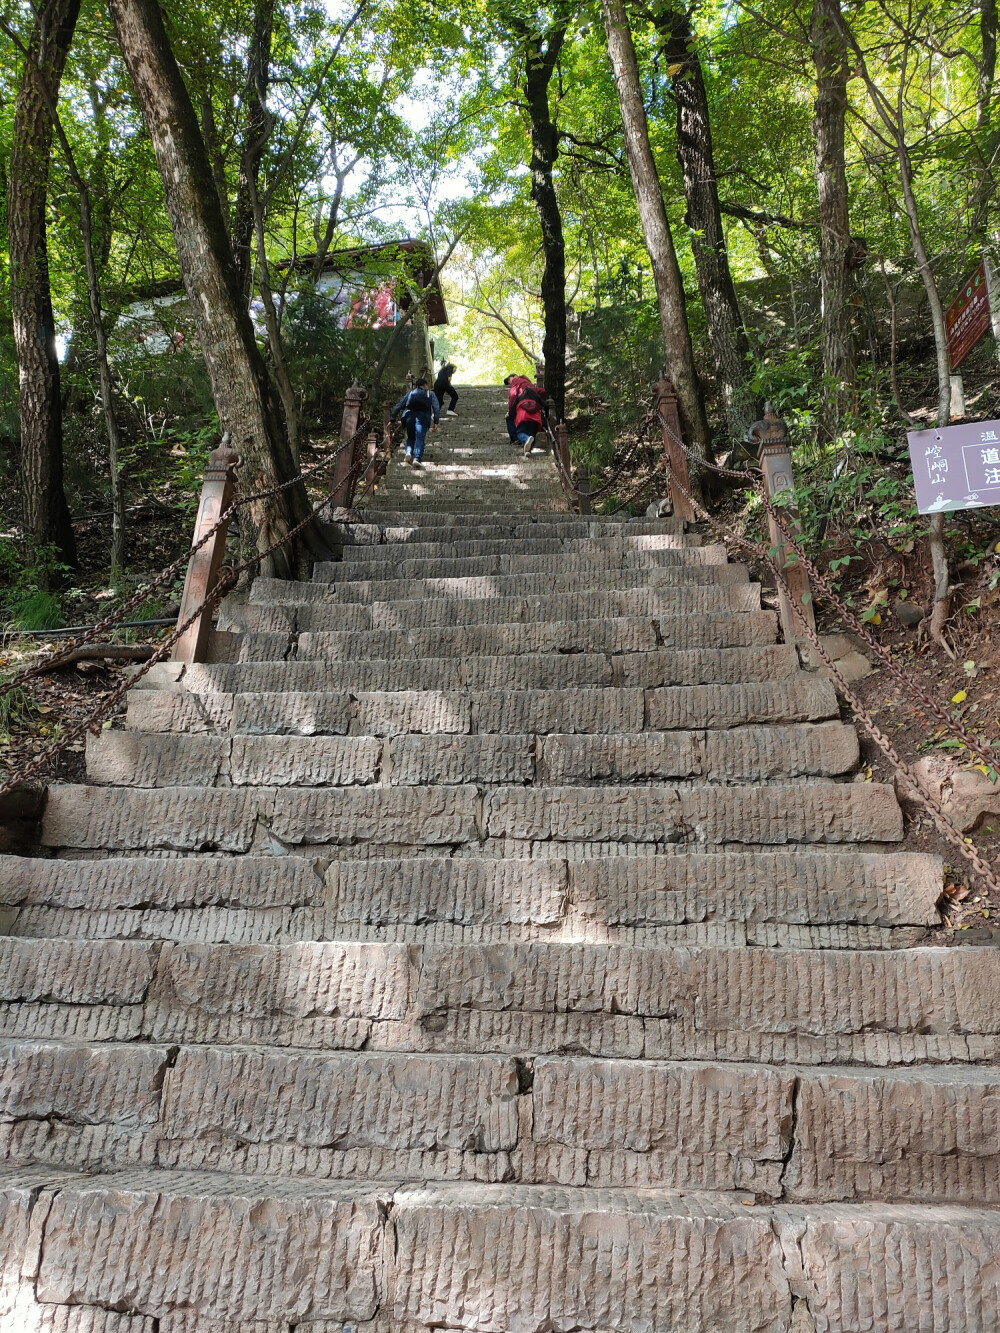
391, 377, 440, 466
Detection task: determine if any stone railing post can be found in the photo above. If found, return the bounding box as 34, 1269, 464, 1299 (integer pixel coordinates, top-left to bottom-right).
752, 403, 816, 645
330, 382, 366, 508
574, 464, 591, 515
655, 372, 695, 522
555, 420, 573, 495
172, 435, 239, 664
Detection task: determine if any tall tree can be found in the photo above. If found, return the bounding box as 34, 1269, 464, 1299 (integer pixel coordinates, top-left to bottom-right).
231, 0, 274, 302
106, 0, 328, 574
516, 12, 569, 421
7, 0, 81, 572
600, 0, 711, 458
811, 0, 856, 440
650, 5, 755, 440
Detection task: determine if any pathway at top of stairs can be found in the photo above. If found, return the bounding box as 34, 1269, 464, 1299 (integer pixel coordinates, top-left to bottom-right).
364, 382, 567, 512
1, 385, 999, 1333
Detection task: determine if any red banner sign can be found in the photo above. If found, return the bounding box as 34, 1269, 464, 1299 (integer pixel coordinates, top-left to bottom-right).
945, 262, 992, 369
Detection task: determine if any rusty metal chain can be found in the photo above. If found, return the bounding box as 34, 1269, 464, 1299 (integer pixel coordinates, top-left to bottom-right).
664, 459, 1000, 897
656, 406, 1000, 776
0, 417, 370, 698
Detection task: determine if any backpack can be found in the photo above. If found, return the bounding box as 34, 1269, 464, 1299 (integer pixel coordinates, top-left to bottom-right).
404, 388, 433, 417
514, 385, 546, 418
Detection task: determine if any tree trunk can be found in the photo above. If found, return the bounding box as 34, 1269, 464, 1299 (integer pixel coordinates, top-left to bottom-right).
523, 22, 568, 422
652, 6, 755, 440
250, 177, 300, 462
231, 0, 274, 304
600, 0, 711, 459
8, 0, 80, 573
107, 0, 326, 575
981, 0, 997, 130
811, 0, 856, 440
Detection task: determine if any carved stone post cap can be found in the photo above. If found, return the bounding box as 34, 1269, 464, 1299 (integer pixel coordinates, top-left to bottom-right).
750, 402, 790, 455
207, 435, 240, 473
656, 370, 677, 396
346, 381, 367, 401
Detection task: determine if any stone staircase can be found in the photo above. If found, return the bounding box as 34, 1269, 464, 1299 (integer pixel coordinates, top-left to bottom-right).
2, 394, 999, 1332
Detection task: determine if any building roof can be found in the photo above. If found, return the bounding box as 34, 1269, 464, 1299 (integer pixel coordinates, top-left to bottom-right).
289, 237, 448, 326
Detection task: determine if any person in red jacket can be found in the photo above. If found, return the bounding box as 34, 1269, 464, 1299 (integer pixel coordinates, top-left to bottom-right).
504, 373, 547, 456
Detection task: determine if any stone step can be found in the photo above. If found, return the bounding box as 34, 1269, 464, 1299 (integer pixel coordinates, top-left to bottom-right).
38, 779, 901, 854
85, 723, 859, 788
136, 642, 801, 694
2, 907, 930, 951
127, 678, 838, 736
332, 517, 686, 544
314, 545, 728, 582
258, 564, 750, 606
3, 1169, 997, 1330
3, 1042, 996, 1203
284, 612, 777, 663
345, 509, 672, 526
1, 938, 995, 1063
336, 534, 703, 564
1, 849, 940, 923
223, 585, 763, 635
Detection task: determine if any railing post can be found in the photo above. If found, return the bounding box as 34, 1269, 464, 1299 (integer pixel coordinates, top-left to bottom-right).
752, 403, 816, 645
330, 381, 366, 508
555, 420, 573, 493
574, 464, 591, 515
172, 435, 239, 664
655, 372, 695, 522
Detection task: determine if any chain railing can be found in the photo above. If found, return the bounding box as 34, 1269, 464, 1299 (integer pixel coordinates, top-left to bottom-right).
662, 452, 1000, 898
0, 404, 378, 796
0, 417, 371, 700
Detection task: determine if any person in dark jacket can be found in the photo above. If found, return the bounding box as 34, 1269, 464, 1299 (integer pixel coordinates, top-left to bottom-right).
433, 362, 458, 416
390, 378, 440, 466
504, 373, 547, 455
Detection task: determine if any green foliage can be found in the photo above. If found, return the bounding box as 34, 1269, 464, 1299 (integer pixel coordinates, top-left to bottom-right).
0, 540, 67, 630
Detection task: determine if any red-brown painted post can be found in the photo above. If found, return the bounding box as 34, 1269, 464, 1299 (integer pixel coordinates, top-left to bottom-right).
752, 403, 816, 645
172, 436, 239, 664
574, 464, 592, 515
330, 382, 366, 508
555, 421, 573, 502
655, 373, 695, 522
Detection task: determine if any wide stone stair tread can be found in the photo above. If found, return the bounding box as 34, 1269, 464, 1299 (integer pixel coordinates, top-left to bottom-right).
36, 778, 903, 852
126, 679, 840, 735
315, 544, 732, 579
3, 387, 994, 1331
5, 1167, 1000, 1330
255, 564, 751, 606
3, 934, 997, 1060
137, 643, 803, 692
225, 584, 764, 634
3, 1040, 999, 1203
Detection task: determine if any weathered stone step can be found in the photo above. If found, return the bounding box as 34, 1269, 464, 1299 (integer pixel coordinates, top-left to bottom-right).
224, 585, 762, 635
333, 517, 686, 544
135, 642, 801, 694
286, 611, 777, 663
315, 545, 728, 582
345, 509, 669, 526
2, 939, 997, 1062
4, 907, 930, 950
127, 679, 838, 736
38, 779, 901, 854
260, 565, 750, 607
4, 1170, 997, 1330
336, 533, 703, 564
2, 849, 940, 924
4, 1043, 995, 1203
85, 723, 859, 788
